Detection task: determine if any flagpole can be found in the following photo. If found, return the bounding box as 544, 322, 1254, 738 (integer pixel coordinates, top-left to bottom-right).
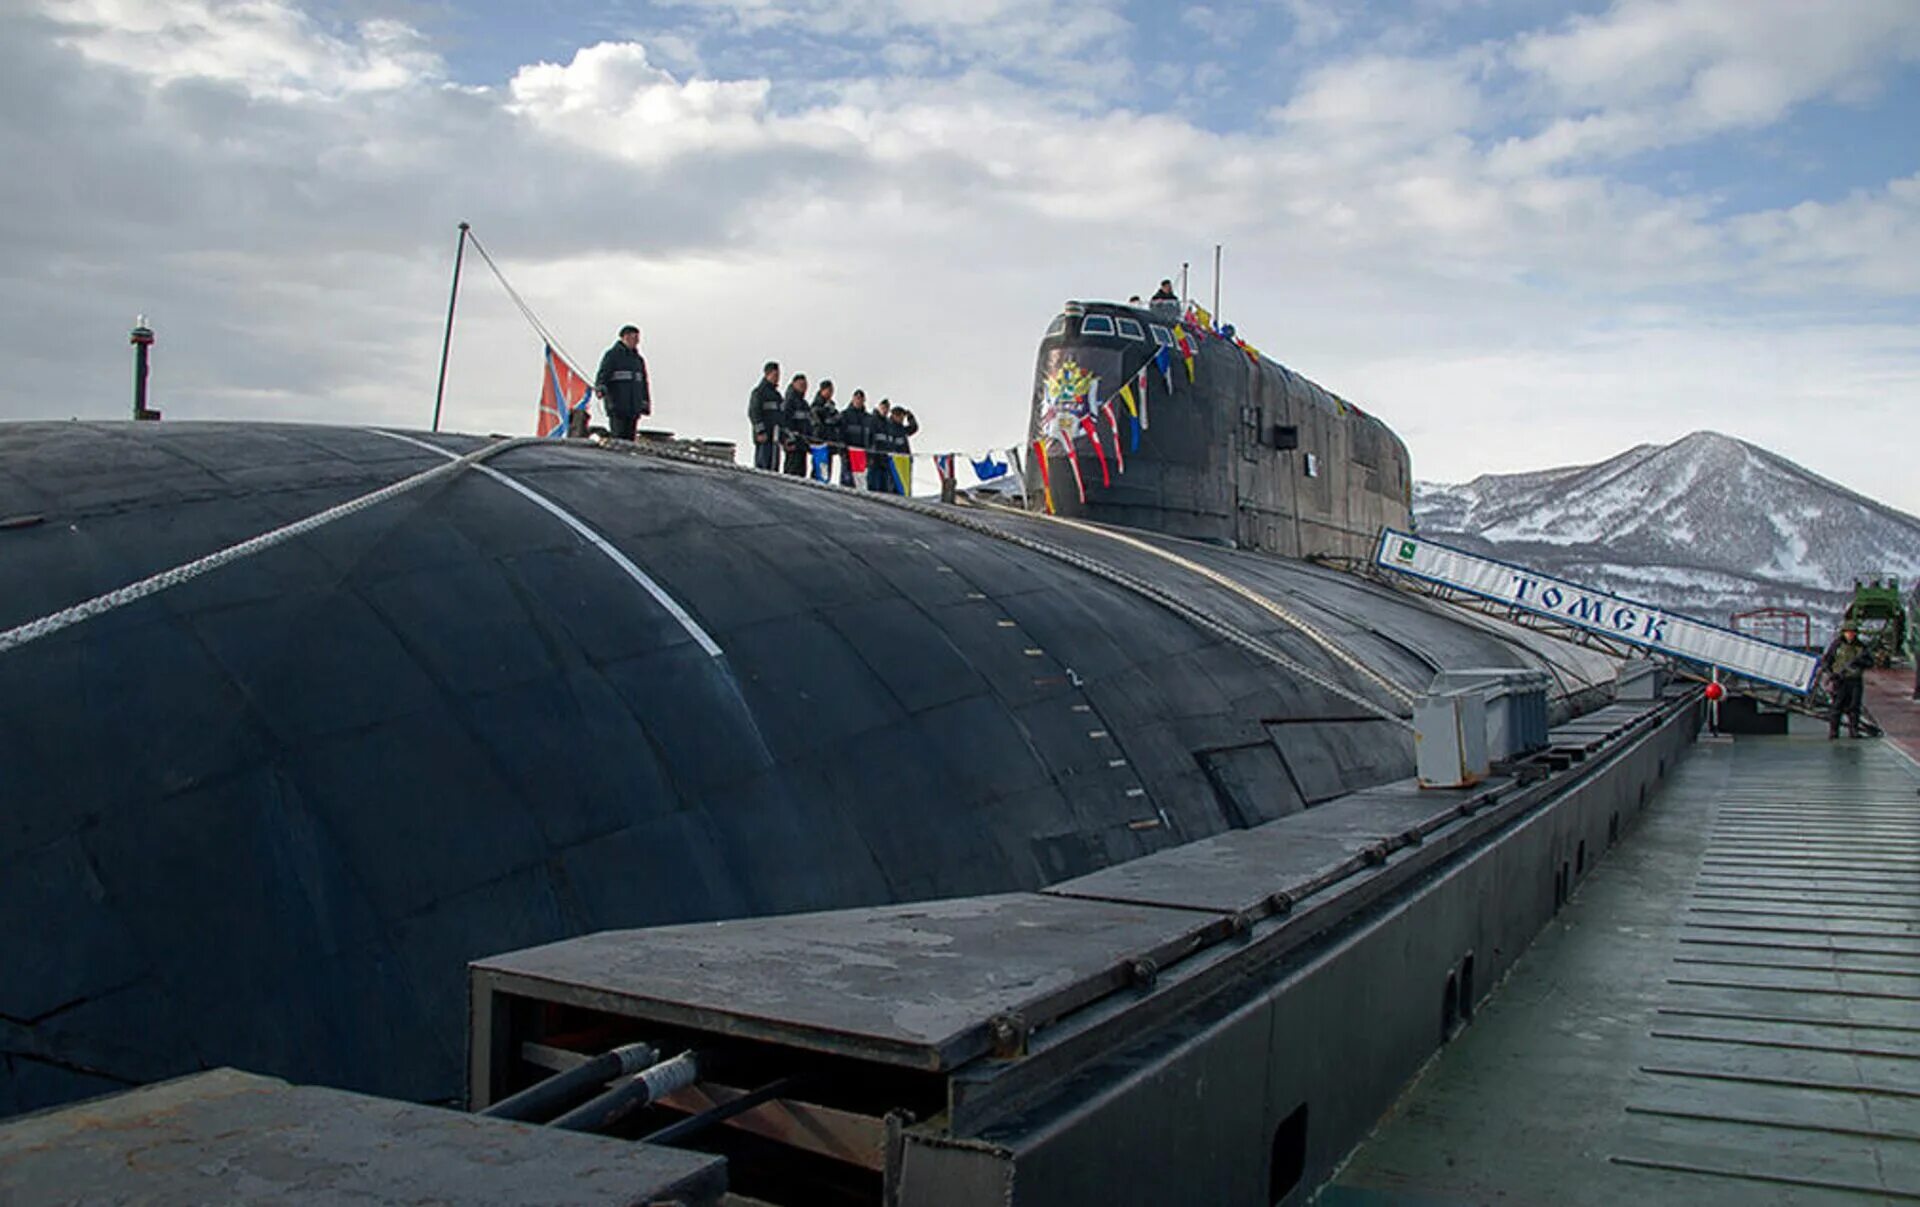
431, 221, 470, 433
1212, 244, 1222, 322
1179, 261, 1189, 308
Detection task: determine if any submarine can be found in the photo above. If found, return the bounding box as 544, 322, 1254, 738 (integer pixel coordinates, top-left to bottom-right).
0, 300, 1690, 1204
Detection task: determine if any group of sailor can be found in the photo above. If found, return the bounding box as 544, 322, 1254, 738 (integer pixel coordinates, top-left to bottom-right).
748, 362, 920, 493
589, 328, 922, 494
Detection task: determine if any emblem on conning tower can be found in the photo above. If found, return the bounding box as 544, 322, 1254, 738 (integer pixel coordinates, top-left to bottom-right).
1037, 359, 1095, 442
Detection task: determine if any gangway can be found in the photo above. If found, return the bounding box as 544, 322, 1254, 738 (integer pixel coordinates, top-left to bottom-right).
1365, 530, 1856, 729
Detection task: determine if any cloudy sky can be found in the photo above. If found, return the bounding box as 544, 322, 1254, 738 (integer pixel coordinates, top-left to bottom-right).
5, 0, 1919, 510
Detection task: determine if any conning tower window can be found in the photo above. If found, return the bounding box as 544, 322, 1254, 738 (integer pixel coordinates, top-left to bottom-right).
1116, 317, 1145, 341
1045, 315, 1067, 338
1150, 325, 1174, 347
1080, 315, 1116, 337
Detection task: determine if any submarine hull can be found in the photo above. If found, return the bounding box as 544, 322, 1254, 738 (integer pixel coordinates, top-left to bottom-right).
0, 417, 1611, 1118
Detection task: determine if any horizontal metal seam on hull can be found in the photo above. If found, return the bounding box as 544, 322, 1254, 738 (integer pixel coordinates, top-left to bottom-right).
370, 430, 722, 659
0, 435, 536, 658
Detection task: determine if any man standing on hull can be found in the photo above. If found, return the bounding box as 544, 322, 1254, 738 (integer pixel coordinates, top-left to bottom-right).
867, 399, 897, 492
781, 373, 812, 476
594, 325, 650, 440
1822, 624, 1872, 739
810, 380, 841, 483
748, 362, 783, 471
839, 390, 872, 487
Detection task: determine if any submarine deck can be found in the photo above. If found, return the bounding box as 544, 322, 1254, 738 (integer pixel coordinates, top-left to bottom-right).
1326, 719, 1920, 1205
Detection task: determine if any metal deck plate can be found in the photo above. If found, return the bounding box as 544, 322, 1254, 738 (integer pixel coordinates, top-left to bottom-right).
0, 1069, 725, 1206
1045, 779, 1505, 914
1329, 724, 1920, 1204
474, 893, 1222, 1071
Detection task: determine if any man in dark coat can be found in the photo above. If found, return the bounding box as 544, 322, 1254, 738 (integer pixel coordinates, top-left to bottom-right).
1821, 624, 1872, 739
748, 361, 783, 471
887, 406, 918, 494
891, 406, 919, 456
781, 373, 812, 476
838, 390, 873, 487
810, 383, 840, 481
594, 325, 650, 440
866, 399, 896, 491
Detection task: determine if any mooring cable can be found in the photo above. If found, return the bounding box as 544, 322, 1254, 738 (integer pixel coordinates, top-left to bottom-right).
0, 436, 531, 658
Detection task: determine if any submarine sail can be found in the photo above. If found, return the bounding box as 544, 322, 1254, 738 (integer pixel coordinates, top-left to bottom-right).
1029, 300, 1410, 558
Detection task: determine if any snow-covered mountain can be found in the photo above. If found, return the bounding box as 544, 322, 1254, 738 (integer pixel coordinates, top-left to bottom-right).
1413, 431, 1920, 629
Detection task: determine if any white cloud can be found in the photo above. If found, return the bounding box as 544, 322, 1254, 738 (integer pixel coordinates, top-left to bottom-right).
46, 0, 443, 99
1275, 53, 1486, 152
1181, 4, 1258, 47
1730, 172, 1920, 293
1279, 0, 1347, 50
1500, 0, 1920, 168
649, 0, 1131, 77
506, 42, 793, 165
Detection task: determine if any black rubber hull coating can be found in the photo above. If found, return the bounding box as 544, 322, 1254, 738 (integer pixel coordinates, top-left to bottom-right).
0, 420, 1602, 1118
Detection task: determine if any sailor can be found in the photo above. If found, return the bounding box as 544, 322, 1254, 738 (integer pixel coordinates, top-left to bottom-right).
867, 399, 897, 492
1151, 279, 1178, 303
593, 325, 650, 441
748, 362, 783, 471
781, 373, 812, 476
1821, 624, 1872, 739
892, 406, 919, 458
892, 407, 920, 495
810, 381, 841, 482
839, 390, 873, 487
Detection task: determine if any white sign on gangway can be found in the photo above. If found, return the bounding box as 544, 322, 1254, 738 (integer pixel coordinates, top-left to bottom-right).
1375, 528, 1821, 695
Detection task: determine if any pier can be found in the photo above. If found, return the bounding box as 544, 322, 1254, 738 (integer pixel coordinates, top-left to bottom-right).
1328, 711, 1920, 1204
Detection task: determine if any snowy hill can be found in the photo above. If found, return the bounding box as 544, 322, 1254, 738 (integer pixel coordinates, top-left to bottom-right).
1413, 431, 1920, 631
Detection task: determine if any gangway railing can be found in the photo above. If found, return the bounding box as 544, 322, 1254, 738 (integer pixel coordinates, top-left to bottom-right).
1361, 528, 1827, 708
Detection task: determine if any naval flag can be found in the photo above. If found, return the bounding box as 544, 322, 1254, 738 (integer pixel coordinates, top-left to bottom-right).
536, 345, 592, 438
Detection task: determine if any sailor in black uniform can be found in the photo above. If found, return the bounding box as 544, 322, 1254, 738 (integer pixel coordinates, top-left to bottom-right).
868, 399, 901, 492
593, 325, 650, 440
781, 373, 812, 477
888, 406, 919, 494
810, 381, 841, 482
892, 406, 919, 456
839, 390, 873, 487
748, 362, 783, 470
